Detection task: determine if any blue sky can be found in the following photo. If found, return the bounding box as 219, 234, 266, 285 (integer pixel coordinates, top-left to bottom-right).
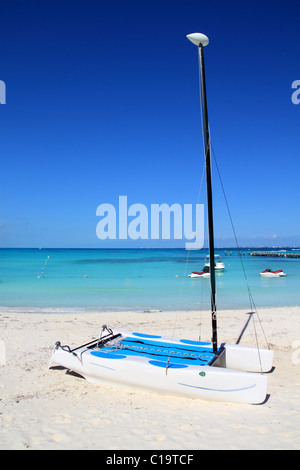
0, 0, 299, 248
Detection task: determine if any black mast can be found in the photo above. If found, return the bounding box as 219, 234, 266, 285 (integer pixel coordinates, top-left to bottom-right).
187, 33, 218, 354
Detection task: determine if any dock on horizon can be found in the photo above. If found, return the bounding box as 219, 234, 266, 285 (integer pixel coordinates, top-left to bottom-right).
224, 250, 300, 259
249, 251, 300, 259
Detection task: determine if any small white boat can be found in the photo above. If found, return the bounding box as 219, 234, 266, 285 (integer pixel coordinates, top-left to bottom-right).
260, 269, 287, 277
204, 254, 225, 271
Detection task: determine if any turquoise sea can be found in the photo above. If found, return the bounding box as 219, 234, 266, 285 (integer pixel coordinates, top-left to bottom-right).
0, 248, 299, 312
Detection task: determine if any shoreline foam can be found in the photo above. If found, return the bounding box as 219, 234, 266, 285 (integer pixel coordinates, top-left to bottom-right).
0, 304, 299, 315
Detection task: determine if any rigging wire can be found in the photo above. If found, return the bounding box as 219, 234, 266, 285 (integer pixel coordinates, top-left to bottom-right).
210, 140, 270, 352
167, 44, 270, 370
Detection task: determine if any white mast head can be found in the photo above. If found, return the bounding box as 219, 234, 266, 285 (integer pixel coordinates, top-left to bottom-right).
186, 33, 209, 47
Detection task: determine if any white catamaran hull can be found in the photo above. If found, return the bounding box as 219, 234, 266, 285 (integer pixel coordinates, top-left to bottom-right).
49, 330, 273, 405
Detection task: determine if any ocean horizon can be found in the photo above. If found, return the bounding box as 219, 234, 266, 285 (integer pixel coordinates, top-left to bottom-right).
0, 247, 299, 313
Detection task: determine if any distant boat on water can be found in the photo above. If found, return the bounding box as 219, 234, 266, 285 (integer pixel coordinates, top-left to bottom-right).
260, 268, 287, 277
188, 265, 210, 278
188, 254, 225, 278
204, 254, 225, 271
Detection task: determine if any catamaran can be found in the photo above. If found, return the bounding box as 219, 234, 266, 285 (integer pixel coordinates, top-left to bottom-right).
49, 33, 274, 404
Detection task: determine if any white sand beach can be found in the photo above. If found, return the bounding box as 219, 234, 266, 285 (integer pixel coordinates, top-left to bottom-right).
0, 306, 299, 450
